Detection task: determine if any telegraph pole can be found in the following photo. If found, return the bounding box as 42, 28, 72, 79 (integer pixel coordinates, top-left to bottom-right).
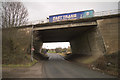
31, 25, 34, 62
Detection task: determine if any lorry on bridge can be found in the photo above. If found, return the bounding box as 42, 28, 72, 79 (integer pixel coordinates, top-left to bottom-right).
49, 10, 94, 22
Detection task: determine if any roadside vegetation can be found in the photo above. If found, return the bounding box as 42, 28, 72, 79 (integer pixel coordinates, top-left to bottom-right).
41, 46, 72, 57
2, 59, 38, 68
2, 28, 32, 65
2, 2, 36, 66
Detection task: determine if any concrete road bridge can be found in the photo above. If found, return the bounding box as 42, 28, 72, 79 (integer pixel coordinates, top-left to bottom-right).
10, 13, 119, 62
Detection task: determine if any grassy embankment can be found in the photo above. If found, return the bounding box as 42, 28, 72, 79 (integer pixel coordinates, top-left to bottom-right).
2, 28, 38, 67
2, 59, 38, 68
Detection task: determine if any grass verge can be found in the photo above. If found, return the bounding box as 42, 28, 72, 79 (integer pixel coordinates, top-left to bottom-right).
2, 59, 38, 68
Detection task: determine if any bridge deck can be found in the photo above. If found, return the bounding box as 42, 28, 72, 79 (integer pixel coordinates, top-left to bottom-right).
19, 14, 119, 28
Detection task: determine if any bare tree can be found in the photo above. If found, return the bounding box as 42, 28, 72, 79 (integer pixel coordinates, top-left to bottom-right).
1, 2, 28, 28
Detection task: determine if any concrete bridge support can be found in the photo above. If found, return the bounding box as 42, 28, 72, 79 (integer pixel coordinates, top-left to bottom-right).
70, 27, 105, 55
33, 31, 48, 60
69, 17, 119, 63
69, 27, 105, 63
97, 17, 119, 54
33, 31, 43, 54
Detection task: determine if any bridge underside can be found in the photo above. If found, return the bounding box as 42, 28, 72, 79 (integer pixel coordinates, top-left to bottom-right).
33, 21, 105, 62
37, 26, 96, 42
34, 24, 105, 63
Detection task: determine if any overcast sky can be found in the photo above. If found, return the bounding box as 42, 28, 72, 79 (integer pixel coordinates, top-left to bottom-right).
23, 2, 118, 21
22, 1, 118, 49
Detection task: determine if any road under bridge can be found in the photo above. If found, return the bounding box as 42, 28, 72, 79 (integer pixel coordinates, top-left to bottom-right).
2, 14, 119, 78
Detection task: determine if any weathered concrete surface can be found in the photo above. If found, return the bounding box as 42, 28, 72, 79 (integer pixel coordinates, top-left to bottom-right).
69, 27, 105, 63
38, 26, 96, 42
34, 22, 97, 31
33, 31, 43, 53
33, 31, 48, 60
70, 27, 104, 55
97, 17, 119, 54
36, 21, 97, 42
69, 17, 119, 63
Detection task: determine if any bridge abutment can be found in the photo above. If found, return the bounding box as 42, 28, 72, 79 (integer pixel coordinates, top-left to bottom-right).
33, 31, 43, 54
33, 31, 49, 60
68, 17, 119, 64
69, 27, 105, 63
97, 17, 119, 54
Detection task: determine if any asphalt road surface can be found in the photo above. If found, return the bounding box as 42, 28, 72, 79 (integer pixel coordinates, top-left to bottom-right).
2, 53, 115, 79
43, 53, 115, 78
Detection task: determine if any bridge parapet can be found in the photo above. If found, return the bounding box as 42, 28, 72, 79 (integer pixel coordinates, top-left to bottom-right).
34, 21, 97, 31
